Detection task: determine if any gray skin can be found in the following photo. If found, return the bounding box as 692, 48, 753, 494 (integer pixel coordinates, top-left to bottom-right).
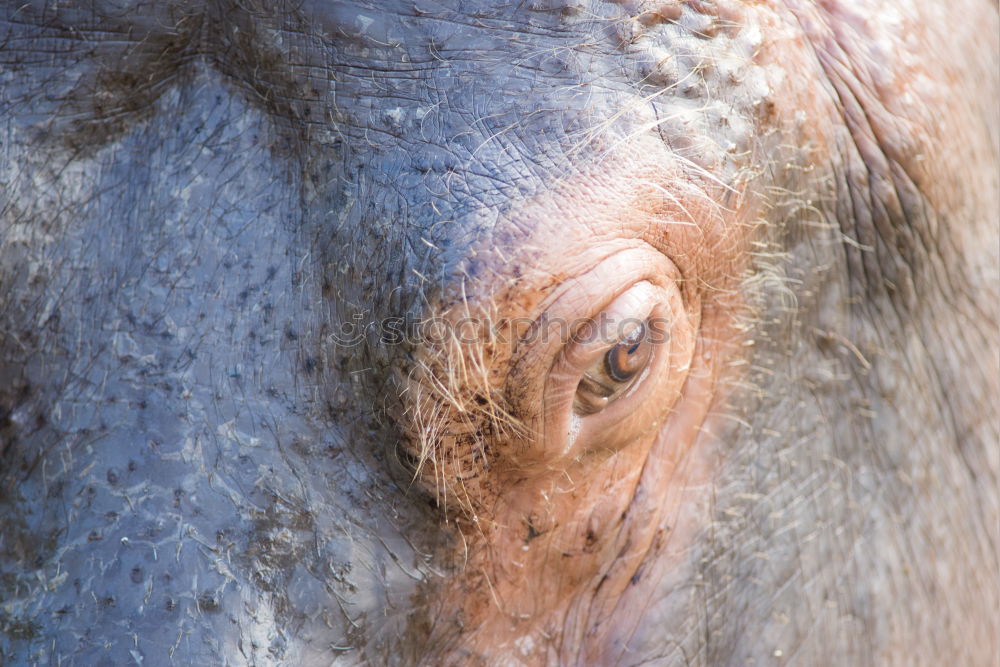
1, 1, 997, 665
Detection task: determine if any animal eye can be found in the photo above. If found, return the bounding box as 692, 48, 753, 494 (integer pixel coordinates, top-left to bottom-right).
574, 322, 653, 416
511, 249, 695, 464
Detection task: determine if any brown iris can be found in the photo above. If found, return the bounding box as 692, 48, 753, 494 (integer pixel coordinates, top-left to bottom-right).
605, 322, 651, 382
574, 322, 653, 415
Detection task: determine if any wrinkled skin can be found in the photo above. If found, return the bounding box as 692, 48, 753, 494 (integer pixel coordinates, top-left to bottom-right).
1, 1, 998, 665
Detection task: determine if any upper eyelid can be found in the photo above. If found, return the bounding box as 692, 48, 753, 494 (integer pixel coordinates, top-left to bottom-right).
564, 299, 659, 359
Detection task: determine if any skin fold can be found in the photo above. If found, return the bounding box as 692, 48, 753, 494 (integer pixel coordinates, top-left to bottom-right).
0, 1, 997, 665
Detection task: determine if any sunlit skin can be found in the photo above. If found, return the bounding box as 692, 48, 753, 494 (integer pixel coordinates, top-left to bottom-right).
398, 150, 759, 659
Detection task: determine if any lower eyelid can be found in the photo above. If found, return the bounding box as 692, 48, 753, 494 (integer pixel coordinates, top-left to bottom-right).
578, 373, 616, 398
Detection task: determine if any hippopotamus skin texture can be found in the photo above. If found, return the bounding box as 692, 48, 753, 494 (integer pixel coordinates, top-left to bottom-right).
0, 1, 997, 665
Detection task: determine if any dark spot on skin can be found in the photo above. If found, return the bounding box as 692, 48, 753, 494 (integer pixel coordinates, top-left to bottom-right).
266, 266, 277, 281
285, 327, 298, 341
304, 357, 318, 373
87, 531, 102, 542
197, 594, 219, 613
130, 567, 143, 584
525, 516, 544, 543
164, 597, 176, 612
127, 460, 137, 473
99, 596, 115, 610
0, 613, 40, 640
291, 438, 312, 458
106, 468, 118, 485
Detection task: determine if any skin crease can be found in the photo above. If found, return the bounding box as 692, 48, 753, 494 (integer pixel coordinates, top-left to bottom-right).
402, 153, 741, 660
0, 1, 997, 667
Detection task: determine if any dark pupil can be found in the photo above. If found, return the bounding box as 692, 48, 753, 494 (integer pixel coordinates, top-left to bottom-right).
605, 323, 649, 382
